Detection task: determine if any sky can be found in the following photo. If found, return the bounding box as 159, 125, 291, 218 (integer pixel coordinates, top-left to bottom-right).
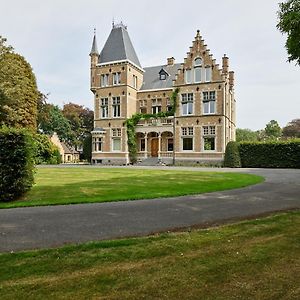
1, 0, 299, 130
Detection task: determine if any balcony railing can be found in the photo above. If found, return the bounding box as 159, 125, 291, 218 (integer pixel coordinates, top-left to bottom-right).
136, 117, 173, 127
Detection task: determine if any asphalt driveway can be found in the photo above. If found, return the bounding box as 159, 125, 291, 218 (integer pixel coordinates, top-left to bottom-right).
0, 167, 299, 252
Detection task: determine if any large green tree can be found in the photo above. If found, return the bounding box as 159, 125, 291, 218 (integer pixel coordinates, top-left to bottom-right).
0, 36, 39, 131
38, 102, 73, 143
277, 0, 300, 65
236, 128, 259, 142
265, 120, 282, 139
62, 102, 94, 144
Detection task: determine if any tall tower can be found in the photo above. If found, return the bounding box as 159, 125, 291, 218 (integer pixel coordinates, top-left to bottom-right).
90, 23, 144, 164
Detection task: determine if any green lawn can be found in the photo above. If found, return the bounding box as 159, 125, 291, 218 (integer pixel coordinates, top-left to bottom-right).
0, 167, 263, 208
0, 211, 299, 299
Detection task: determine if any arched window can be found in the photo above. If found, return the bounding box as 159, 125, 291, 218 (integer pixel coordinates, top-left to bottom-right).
194, 58, 202, 82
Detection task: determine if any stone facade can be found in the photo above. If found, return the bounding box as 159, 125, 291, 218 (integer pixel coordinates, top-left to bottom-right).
90, 23, 236, 165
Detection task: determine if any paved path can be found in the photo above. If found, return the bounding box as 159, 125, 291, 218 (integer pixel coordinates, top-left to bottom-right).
0, 167, 300, 252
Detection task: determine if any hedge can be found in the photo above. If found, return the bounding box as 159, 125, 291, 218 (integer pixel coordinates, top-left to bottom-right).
33, 134, 61, 164
239, 141, 300, 168
0, 127, 35, 202
224, 141, 241, 168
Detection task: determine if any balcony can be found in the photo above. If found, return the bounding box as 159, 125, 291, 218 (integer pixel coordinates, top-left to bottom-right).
136, 117, 173, 126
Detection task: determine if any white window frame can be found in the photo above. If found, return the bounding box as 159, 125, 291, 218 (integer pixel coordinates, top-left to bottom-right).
93, 137, 103, 152
112, 97, 121, 118
100, 98, 108, 118
194, 58, 203, 83
181, 126, 194, 151
112, 137, 121, 152
205, 66, 212, 82
202, 91, 216, 115
202, 125, 216, 152
152, 99, 162, 114
181, 93, 194, 116
100, 74, 109, 87
185, 69, 192, 84
113, 72, 121, 85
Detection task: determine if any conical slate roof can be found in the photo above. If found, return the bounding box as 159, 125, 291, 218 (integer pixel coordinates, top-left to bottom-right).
99, 24, 141, 68
90, 34, 99, 55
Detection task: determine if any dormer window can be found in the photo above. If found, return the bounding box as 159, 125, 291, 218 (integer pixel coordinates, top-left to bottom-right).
160, 73, 166, 80
159, 68, 169, 80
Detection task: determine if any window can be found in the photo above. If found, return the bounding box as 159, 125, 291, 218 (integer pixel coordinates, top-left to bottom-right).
140, 139, 145, 151
181, 93, 194, 115
111, 128, 121, 151
205, 66, 212, 82
166, 98, 172, 112
194, 58, 202, 83
204, 137, 215, 151
167, 139, 173, 151
100, 74, 109, 87
139, 100, 147, 113
185, 69, 192, 84
152, 99, 162, 114
100, 98, 108, 118
112, 138, 121, 151
93, 137, 102, 152
112, 97, 121, 117
203, 126, 215, 135
133, 75, 138, 88
203, 91, 216, 114
160, 73, 166, 80
203, 125, 216, 151
182, 127, 193, 151
113, 72, 121, 85
112, 128, 121, 137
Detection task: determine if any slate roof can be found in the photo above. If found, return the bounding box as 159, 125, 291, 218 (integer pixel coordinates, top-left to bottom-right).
90, 34, 99, 55
99, 25, 142, 68
140, 63, 181, 90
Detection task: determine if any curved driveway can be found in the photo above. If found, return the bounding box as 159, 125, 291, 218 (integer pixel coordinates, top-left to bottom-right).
0, 167, 300, 252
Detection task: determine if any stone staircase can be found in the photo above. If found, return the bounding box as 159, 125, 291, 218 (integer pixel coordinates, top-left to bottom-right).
137, 157, 161, 166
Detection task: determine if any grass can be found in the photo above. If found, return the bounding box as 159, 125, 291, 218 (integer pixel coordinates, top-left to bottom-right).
0, 211, 299, 299
0, 167, 264, 208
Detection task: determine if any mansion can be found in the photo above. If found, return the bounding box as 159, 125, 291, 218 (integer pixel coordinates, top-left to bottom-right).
90, 23, 236, 165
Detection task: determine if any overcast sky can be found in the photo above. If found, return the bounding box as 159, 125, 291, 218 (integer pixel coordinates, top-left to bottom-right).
1, 0, 299, 130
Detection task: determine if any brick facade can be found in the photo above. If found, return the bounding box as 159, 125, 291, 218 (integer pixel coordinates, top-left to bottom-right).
90, 24, 236, 165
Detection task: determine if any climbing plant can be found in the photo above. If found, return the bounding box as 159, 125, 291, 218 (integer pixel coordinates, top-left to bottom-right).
126, 88, 179, 163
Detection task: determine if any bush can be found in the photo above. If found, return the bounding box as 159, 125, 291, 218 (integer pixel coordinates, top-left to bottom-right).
224, 141, 241, 167
33, 134, 61, 164
239, 141, 300, 168
0, 127, 35, 202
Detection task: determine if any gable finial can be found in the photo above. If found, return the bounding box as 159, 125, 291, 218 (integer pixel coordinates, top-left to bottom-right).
94, 27, 96, 35
112, 17, 115, 28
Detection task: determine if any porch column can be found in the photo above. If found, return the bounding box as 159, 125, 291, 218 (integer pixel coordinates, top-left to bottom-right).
158, 132, 161, 159
144, 132, 148, 158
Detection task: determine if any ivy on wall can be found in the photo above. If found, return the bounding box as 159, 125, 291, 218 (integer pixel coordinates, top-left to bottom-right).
126, 88, 179, 163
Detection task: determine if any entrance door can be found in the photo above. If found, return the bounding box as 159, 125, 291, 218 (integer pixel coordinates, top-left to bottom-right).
151, 138, 159, 157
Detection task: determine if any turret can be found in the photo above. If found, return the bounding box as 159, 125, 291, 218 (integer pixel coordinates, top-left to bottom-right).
89, 29, 99, 67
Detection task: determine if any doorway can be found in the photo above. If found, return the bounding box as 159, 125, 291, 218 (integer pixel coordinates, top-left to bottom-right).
151, 138, 159, 157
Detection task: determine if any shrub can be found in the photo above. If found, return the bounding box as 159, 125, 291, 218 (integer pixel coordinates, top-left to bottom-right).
239, 140, 300, 168
33, 134, 61, 164
224, 141, 241, 167
0, 127, 35, 202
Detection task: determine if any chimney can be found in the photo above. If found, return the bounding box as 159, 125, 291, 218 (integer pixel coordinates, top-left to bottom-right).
167, 57, 175, 66
222, 54, 229, 74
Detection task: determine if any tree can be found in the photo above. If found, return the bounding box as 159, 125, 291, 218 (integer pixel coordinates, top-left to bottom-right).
38, 103, 73, 143
62, 102, 94, 148
265, 120, 282, 139
282, 118, 300, 138
0, 36, 39, 131
236, 128, 259, 142
277, 0, 300, 65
